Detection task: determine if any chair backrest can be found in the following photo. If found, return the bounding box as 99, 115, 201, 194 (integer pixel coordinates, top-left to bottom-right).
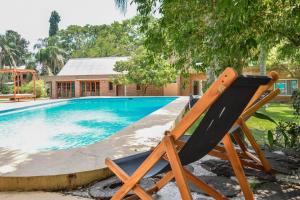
178, 75, 271, 165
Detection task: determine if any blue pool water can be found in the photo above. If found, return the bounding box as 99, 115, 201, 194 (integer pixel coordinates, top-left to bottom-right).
0, 97, 176, 152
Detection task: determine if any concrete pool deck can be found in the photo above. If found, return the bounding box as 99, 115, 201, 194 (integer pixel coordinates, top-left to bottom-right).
0, 96, 188, 191
0, 99, 65, 113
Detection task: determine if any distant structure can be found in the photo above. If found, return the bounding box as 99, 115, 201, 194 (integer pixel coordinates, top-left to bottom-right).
43, 57, 207, 99
43, 57, 298, 102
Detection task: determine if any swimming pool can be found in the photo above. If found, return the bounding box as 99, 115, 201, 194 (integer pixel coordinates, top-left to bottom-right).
0, 97, 177, 153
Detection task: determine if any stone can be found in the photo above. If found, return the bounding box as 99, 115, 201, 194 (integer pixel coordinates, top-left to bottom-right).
155, 182, 213, 200
254, 182, 300, 200
189, 161, 216, 177
264, 150, 300, 175
88, 176, 156, 199
188, 176, 241, 197
276, 172, 300, 185
64, 188, 91, 198
200, 159, 276, 182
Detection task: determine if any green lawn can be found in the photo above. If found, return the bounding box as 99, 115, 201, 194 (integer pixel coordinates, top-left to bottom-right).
185, 103, 299, 145
247, 103, 299, 144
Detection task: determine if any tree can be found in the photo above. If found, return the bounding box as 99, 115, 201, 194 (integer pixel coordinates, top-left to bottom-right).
35, 37, 65, 75
72, 17, 142, 58
49, 11, 61, 37
113, 46, 177, 94
0, 30, 30, 67
36, 16, 143, 67
114, 0, 300, 76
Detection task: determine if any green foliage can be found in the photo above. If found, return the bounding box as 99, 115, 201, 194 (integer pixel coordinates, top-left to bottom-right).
35, 39, 65, 75
115, 0, 300, 75
273, 121, 300, 149
291, 89, 300, 116
49, 11, 61, 37
36, 16, 143, 75
0, 84, 13, 94
253, 111, 277, 125
113, 46, 177, 94
252, 111, 277, 149
0, 30, 30, 67
20, 80, 47, 98
71, 18, 142, 58
267, 130, 274, 150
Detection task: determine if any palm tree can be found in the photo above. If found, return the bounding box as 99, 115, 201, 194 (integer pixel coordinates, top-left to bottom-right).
36, 45, 65, 75
0, 35, 17, 67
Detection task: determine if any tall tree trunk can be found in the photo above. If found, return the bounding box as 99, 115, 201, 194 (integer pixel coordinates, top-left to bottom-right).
143, 85, 148, 95
207, 56, 218, 85
258, 44, 268, 76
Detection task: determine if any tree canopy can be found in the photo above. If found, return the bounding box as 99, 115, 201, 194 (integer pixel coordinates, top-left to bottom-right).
115, 0, 300, 76
49, 10, 61, 37
0, 30, 30, 67
113, 46, 177, 94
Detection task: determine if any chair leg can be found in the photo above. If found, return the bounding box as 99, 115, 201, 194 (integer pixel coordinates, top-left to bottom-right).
232, 131, 248, 152
125, 171, 175, 200
155, 171, 174, 190
164, 135, 193, 200
108, 142, 167, 200
184, 168, 227, 200
223, 134, 254, 200
239, 120, 272, 173
106, 158, 154, 200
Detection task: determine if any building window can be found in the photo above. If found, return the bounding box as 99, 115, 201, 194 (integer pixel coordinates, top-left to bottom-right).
56, 81, 75, 98
136, 84, 141, 91
109, 82, 113, 91
275, 79, 298, 96
80, 81, 100, 97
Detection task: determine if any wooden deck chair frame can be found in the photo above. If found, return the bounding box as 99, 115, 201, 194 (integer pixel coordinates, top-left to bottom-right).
106, 68, 256, 200
209, 71, 280, 173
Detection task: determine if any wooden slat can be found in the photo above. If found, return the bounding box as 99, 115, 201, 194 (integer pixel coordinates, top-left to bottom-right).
171, 67, 237, 140
245, 71, 279, 110
223, 134, 254, 200
239, 120, 272, 172
242, 89, 280, 120
105, 159, 154, 200
164, 135, 192, 200
184, 168, 227, 199
124, 172, 174, 200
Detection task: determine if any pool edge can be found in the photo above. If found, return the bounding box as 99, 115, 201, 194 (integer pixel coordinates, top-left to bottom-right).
0, 96, 189, 191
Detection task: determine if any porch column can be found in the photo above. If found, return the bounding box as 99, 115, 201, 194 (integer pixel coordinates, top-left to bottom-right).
75, 80, 80, 97
52, 81, 57, 99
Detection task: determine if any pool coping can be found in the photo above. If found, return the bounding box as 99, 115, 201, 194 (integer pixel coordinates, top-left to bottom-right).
0, 96, 189, 191
0, 99, 66, 114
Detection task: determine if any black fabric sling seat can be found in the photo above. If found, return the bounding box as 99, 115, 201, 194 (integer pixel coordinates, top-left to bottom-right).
113, 75, 270, 178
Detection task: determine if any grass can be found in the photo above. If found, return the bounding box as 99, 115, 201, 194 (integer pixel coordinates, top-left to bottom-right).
247, 103, 299, 144
185, 103, 299, 145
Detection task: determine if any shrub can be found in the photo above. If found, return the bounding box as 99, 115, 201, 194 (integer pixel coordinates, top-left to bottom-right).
0, 84, 13, 94
275, 121, 300, 149
20, 80, 47, 98
267, 120, 300, 150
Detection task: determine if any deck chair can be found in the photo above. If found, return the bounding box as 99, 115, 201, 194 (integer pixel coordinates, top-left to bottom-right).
105, 68, 272, 200
186, 72, 280, 173
208, 72, 280, 173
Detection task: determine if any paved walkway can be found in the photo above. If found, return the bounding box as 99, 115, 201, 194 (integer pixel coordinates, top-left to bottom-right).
0, 192, 90, 200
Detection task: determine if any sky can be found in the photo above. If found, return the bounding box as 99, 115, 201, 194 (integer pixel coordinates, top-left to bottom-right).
0, 0, 137, 48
